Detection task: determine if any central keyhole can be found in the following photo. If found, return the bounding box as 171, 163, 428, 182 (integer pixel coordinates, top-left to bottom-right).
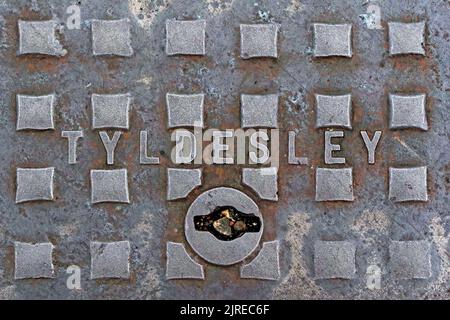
194, 206, 261, 241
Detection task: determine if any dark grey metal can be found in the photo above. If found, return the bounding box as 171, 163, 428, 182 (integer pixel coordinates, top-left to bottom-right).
0, 0, 448, 300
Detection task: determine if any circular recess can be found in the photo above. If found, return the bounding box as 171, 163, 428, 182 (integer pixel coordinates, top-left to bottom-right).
185, 187, 263, 266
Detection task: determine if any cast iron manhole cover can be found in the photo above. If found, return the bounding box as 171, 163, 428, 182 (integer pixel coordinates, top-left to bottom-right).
0, 0, 448, 300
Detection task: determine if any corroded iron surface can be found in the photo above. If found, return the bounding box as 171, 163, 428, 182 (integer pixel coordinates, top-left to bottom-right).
0, 0, 448, 300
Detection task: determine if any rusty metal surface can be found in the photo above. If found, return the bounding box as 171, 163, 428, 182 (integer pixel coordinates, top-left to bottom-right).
0, 0, 449, 300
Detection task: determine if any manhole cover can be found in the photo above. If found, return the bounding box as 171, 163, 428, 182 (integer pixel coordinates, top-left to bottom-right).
0, 0, 448, 301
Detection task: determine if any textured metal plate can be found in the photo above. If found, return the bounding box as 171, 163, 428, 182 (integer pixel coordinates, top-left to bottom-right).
0, 0, 448, 300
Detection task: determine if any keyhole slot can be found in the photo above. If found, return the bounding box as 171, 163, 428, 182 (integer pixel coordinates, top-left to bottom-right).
194, 206, 261, 241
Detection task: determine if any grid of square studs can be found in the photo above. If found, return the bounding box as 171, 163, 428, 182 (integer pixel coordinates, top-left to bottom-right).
242, 167, 278, 201
16, 17, 431, 206
91, 93, 131, 129
314, 241, 356, 279
11, 239, 432, 280
14, 18, 134, 284
15, 18, 430, 205
165, 21, 208, 202
17, 19, 427, 58
16, 16, 436, 279
14, 242, 54, 279
13, 241, 131, 280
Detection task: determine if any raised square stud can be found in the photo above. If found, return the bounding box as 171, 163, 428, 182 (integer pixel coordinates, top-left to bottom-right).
315, 94, 352, 129
91, 93, 130, 129
17, 94, 55, 131
90, 241, 130, 279
166, 93, 204, 128
166, 20, 206, 56
16, 167, 54, 203
166, 242, 204, 280
242, 167, 278, 201
315, 167, 354, 202
241, 94, 278, 128
389, 241, 431, 279
240, 24, 279, 59
314, 241, 356, 279
389, 94, 427, 130
91, 19, 133, 57
389, 166, 428, 202
90, 169, 130, 204
388, 21, 425, 55
240, 241, 280, 280
18, 20, 66, 56
313, 23, 352, 57
167, 168, 202, 200
14, 242, 54, 279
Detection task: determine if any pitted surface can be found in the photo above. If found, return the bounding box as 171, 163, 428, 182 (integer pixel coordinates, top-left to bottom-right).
0, 0, 448, 300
